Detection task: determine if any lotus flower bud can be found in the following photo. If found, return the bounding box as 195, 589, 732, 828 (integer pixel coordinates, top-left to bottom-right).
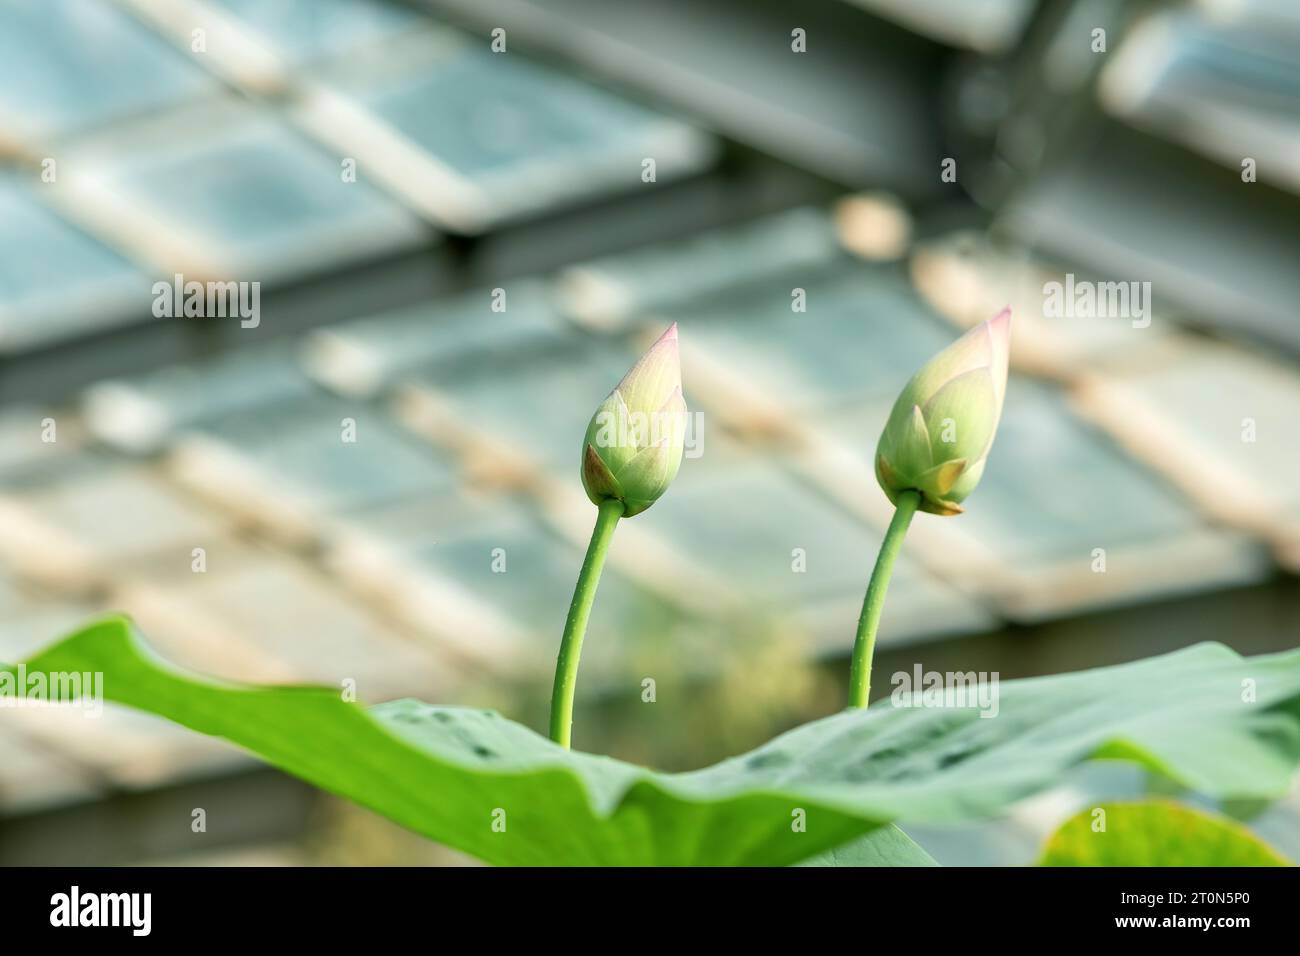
582, 324, 687, 517
875, 308, 1011, 516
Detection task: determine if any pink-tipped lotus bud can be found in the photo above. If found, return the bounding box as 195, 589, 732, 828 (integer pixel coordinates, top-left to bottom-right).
875, 308, 1011, 515
582, 324, 687, 517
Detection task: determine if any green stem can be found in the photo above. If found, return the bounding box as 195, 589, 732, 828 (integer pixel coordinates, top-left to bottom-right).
848, 489, 921, 709
549, 497, 625, 748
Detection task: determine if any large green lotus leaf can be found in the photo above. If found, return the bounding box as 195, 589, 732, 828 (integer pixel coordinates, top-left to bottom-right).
1038, 800, 1292, 866
796, 826, 939, 867
7, 616, 1300, 866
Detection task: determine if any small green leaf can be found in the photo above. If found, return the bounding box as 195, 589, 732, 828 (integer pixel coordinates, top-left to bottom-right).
1038, 800, 1292, 867
8, 616, 1300, 866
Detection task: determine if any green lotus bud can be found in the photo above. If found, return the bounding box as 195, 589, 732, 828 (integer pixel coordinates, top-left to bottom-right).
875, 308, 1011, 516
582, 323, 687, 517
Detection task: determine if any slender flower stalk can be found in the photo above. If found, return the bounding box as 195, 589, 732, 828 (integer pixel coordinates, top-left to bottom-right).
549, 324, 687, 748
549, 497, 624, 748
848, 309, 1011, 708
848, 490, 921, 708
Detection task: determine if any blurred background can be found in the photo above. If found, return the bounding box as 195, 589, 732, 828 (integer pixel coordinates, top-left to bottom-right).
1, 0, 1299, 866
